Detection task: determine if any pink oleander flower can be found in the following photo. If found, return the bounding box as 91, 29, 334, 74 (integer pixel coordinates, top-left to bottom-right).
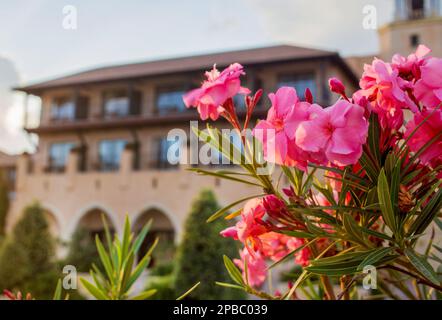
405, 108, 442, 169
414, 57, 442, 109
360, 58, 417, 129
259, 232, 291, 262
253, 87, 323, 170
392, 44, 431, 81
220, 198, 268, 252
295, 100, 369, 166
234, 248, 267, 288
329, 77, 346, 97
183, 63, 250, 120
287, 238, 311, 267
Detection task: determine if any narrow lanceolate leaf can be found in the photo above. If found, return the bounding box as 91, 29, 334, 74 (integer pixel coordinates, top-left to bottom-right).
95, 236, 114, 282
342, 213, 366, 246
377, 169, 397, 234
131, 289, 157, 300
80, 278, 109, 300
357, 247, 397, 270
223, 255, 244, 286
176, 282, 201, 301
53, 279, 62, 300
405, 249, 440, 285
409, 187, 442, 237
207, 194, 265, 223
307, 254, 396, 276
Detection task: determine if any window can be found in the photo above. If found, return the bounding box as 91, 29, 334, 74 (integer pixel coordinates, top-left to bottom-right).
153, 138, 179, 170
156, 86, 187, 114
210, 131, 243, 166
51, 97, 75, 121
409, 0, 425, 19
49, 142, 75, 172
277, 73, 317, 100
103, 90, 129, 118
98, 140, 127, 171
410, 34, 420, 47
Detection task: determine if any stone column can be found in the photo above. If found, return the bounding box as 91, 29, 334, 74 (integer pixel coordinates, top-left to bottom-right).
16, 153, 30, 191
120, 147, 134, 189
66, 150, 78, 190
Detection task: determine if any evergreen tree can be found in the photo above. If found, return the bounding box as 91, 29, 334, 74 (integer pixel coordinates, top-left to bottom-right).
174, 189, 245, 300
0, 202, 58, 299
64, 227, 101, 272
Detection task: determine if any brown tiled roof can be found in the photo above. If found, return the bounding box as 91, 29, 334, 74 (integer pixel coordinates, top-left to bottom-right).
16, 45, 342, 93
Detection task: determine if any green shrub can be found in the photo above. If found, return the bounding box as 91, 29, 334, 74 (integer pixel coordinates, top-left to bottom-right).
64, 227, 101, 273
150, 261, 174, 276
146, 274, 176, 300
173, 189, 245, 300
0, 202, 58, 299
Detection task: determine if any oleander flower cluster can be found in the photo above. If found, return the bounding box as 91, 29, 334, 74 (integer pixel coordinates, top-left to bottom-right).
185, 45, 442, 300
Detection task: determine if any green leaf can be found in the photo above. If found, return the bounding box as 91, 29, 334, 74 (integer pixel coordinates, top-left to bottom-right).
132, 219, 152, 254
207, 194, 264, 223
80, 278, 109, 300
53, 279, 63, 300
121, 216, 132, 261
223, 255, 244, 285
359, 226, 393, 241
408, 187, 442, 237
215, 282, 245, 291
131, 289, 157, 300
188, 168, 262, 187
176, 282, 201, 300
435, 218, 442, 231
95, 235, 114, 282
342, 213, 367, 246
404, 248, 440, 285
357, 247, 397, 270
377, 169, 397, 233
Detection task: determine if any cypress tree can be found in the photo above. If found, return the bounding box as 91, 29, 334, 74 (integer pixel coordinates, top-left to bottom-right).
0, 202, 58, 299
174, 189, 245, 300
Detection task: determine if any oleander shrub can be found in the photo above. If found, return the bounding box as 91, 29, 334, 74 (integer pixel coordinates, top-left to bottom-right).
184, 46, 442, 300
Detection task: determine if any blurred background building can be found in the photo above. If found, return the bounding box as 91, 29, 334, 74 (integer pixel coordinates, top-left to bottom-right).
0, 0, 441, 261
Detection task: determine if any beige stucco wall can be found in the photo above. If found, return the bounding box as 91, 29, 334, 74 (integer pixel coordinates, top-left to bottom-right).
379, 17, 442, 60
8, 152, 261, 244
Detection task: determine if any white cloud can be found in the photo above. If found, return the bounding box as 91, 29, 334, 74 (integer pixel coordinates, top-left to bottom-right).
0, 56, 33, 154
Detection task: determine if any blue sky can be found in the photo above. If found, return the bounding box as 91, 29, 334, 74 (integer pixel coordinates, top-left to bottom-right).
0, 0, 394, 153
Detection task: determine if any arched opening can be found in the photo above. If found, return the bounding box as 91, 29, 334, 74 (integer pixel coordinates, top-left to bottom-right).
77, 208, 115, 241
65, 208, 116, 272
43, 209, 61, 240
133, 208, 176, 268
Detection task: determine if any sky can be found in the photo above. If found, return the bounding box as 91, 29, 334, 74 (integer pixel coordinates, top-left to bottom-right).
0, 0, 394, 154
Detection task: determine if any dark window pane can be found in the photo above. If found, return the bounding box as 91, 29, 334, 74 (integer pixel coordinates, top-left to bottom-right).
103, 90, 129, 118
49, 142, 75, 172
51, 97, 75, 121
277, 73, 317, 100
156, 87, 187, 114
155, 138, 179, 170
99, 140, 127, 171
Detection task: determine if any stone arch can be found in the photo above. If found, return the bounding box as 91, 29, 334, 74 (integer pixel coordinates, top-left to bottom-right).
40, 203, 63, 240
132, 205, 179, 266
132, 204, 181, 243
67, 203, 120, 240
